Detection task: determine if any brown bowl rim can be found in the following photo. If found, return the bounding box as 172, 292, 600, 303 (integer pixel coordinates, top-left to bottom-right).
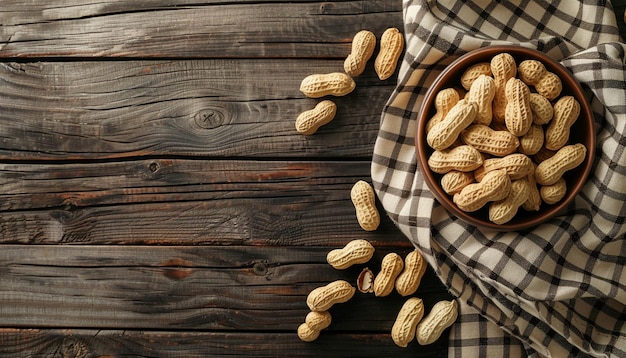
415, 45, 596, 232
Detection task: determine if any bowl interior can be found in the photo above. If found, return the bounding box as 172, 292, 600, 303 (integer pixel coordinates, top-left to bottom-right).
415, 45, 595, 231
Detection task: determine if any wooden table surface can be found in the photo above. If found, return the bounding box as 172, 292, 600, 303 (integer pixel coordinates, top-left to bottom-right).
1, 1, 625, 357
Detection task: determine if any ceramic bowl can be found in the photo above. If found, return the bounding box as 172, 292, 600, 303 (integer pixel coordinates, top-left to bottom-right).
415, 45, 595, 231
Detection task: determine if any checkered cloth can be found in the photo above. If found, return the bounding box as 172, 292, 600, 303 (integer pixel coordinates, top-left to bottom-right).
372, 1, 626, 357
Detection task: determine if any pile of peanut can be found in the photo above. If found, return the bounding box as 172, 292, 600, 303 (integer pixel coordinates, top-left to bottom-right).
295, 28, 404, 135
297, 181, 458, 347
425, 52, 587, 224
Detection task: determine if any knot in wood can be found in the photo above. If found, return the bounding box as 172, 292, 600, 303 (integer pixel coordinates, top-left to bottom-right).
319, 2, 335, 13
59, 337, 90, 358
252, 262, 268, 276
149, 161, 160, 173
194, 108, 225, 129
62, 200, 78, 212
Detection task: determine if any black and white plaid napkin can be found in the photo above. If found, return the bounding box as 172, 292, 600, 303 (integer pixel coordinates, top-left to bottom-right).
372, 1, 626, 357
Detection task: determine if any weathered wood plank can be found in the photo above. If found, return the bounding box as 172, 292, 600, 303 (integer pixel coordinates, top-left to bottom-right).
0, 159, 368, 210
0, 329, 449, 357
0, 201, 409, 247
0, 159, 414, 246
0, 59, 394, 160
0, 245, 453, 330
0, 0, 402, 59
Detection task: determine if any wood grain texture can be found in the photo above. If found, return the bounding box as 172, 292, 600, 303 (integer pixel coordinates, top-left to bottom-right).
0, 329, 449, 358
0, 245, 452, 330
0, 0, 402, 59
0, 60, 392, 160
0, 159, 368, 210
0, 160, 414, 246
0, 201, 412, 247
0, 1, 449, 357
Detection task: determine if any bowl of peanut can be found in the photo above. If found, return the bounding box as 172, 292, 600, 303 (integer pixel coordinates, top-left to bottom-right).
415, 45, 595, 231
